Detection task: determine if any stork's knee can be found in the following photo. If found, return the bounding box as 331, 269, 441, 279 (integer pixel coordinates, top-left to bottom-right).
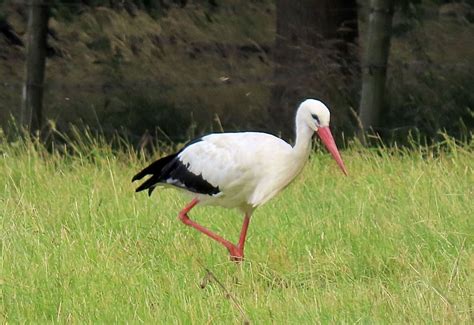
179, 212, 191, 225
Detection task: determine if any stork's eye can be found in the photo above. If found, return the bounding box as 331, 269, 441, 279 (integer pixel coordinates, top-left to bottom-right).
311, 114, 320, 125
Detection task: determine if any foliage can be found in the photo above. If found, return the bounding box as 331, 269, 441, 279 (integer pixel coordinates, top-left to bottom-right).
384, 62, 474, 143
1, 134, 473, 322
50, 0, 202, 20
0, 0, 472, 144
397, 0, 422, 13
102, 93, 193, 143
385, 1, 474, 144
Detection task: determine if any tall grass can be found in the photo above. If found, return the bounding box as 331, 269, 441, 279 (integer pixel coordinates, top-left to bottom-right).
1, 134, 473, 323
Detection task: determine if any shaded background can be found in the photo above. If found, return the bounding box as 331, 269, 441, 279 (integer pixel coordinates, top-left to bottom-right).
0, 0, 473, 145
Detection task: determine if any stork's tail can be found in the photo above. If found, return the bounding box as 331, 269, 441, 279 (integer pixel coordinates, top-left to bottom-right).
132, 153, 177, 195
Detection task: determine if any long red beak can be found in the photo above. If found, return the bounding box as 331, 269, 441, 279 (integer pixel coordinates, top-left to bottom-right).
316, 127, 348, 176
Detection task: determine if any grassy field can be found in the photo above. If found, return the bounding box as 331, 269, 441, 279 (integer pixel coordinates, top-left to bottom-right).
1, 136, 473, 323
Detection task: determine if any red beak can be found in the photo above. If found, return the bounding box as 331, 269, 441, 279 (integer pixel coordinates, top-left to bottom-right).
316, 127, 348, 176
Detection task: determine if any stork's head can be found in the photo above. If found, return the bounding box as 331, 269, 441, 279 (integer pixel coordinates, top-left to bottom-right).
298, 99, 348, 176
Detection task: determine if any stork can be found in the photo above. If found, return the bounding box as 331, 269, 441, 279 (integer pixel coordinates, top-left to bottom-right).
132, 99, 347, 261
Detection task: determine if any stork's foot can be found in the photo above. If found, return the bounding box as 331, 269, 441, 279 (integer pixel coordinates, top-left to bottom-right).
228, 245, 244, 262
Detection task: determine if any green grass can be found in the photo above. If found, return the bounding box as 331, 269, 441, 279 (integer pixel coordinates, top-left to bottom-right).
1, 136, 473, 323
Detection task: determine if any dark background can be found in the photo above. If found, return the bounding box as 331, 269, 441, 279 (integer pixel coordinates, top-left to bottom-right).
1, 0, 473, 145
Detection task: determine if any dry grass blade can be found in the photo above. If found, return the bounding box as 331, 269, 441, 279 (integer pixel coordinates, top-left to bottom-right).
199, 263, 250, 324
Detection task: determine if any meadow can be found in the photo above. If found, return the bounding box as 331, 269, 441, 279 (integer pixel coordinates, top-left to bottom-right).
1, 135, 473, 323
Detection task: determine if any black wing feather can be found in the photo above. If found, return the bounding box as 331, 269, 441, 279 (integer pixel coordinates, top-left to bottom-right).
131, 153, 177, 182
132, 138, 220, 196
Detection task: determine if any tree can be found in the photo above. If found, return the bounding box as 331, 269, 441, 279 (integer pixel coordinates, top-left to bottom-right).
269, 0, 359, 140
21, 0, 49, 135
358, 0, 395, 141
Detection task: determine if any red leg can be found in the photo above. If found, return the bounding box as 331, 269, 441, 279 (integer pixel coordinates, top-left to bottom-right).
229, 213, 251, 262
179, 198, 236, 255
178, 199, 252, 262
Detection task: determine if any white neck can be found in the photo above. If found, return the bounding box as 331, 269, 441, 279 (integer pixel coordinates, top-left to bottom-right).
293, 116, 313, 158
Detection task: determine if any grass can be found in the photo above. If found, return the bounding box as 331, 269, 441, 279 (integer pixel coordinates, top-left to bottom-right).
1, 135, 473, 323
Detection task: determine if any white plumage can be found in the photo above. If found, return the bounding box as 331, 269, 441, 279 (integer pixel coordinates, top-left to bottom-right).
133, 99, 347, 261
178, 132, 302, 211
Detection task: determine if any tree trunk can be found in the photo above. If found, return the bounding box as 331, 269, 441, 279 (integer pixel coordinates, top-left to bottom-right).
269, 0, 358, 141
21, 0, 49, 135
358, 0, 394, 141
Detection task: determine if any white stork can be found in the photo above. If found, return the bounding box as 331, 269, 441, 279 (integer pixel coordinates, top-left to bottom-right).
132, 99, 347, 261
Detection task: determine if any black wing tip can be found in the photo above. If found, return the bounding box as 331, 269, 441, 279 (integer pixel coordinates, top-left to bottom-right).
131, 152, 179, 189
148, 187, 155, 196
132, 168, 149, 183
131, 174, 140, 183
134, 184, 155, 196
133, 184, 154, 195
134, 182, 149, 193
